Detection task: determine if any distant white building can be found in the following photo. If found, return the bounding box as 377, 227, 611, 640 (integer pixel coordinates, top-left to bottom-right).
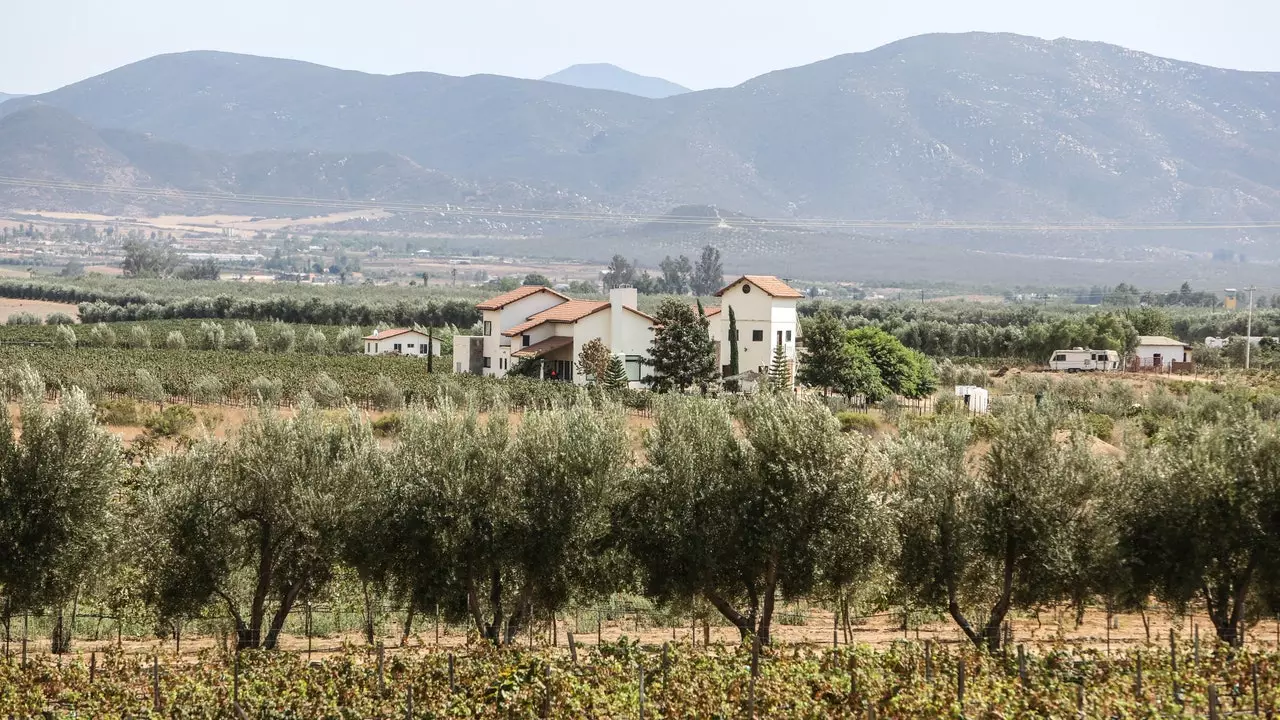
1134, 335, 1192, 370
707, 275, 803, 380
452, 274, 804, 389
453, 285, 656, 387
362, 328, 442, 357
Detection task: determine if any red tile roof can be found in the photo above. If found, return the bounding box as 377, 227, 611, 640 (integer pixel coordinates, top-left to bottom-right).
475, 285, 569, 311
713, 275, 804, 299
362, 327, 426, 341
502, 300, 610, 337
703, 306, 723, 317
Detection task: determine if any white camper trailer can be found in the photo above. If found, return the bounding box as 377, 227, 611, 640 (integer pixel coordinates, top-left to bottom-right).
1048, 348, 1120, 373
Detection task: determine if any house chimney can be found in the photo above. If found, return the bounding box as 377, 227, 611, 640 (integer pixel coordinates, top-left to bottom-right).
607, 286, 637, 354
609, 286, 638, 309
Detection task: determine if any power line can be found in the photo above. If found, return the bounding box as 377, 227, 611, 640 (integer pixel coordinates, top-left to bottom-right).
6, 175, 1280, 232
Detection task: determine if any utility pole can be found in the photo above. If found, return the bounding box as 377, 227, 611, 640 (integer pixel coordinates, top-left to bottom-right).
1246, 286, 1257, 370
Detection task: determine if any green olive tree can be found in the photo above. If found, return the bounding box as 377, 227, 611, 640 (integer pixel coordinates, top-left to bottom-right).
621, 394, 888, 644
0, 367, 122, 652
892, 407, 1106, 652
142, 405, 377, 649
1122, 409, 1280, 646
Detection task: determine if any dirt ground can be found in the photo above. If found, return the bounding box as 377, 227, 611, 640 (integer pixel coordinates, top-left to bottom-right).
0, 298, 79, 322
13, 606, 1277, 662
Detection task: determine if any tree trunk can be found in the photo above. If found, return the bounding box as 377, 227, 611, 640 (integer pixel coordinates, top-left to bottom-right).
263, 579, 306, 650
401, 601, 415, 646
246, 523, 274, 649
704, 591, 754, 641
362, 581, 376, 646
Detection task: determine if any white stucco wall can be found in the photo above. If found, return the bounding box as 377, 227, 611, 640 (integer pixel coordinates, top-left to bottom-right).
481, 290, 566, 377
717, 280, 799, 375
1136, 344, 1189, 368
363, 331, 441, 357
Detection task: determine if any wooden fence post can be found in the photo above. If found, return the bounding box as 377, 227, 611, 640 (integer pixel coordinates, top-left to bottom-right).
233, 650, 241, 707
448, 652, 455, 694
1134, 652, 1142, 698
541, 664, 552, 719
1193, 623, 1200, 665
639, 664, 646, 720
1208, 685, 1219, 720
957, 657, 966, 709
377, 642, 385, 695
1252, 662, 1260, 716
1169, 628, 1179, 701
89, 652, 96, 684
405, 687, 413, 719
152, 655, 160, 712
567, 632, 578, 665
1017, 644, 1027, 685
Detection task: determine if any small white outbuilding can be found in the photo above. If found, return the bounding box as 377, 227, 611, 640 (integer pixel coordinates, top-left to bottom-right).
954, 385, 990, 414
362, 328, 442, 357
1134, 335, 1191, 370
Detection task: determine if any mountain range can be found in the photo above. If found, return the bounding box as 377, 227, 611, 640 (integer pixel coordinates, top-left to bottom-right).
541, 63, 689, 98
4, 32, 1280, 285
0, 93, 23, 105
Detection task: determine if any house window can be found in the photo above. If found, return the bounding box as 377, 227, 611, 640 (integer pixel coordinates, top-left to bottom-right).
483, 356, 491, 368
374, 343, 379, 353
407, 343, 415, 349
523, 335, 531, 347
420, 344, 429, 354
752, 329, 764, 342
785, 330, 792, 342
393, 343, 402, 352
625, 355, 643, 382
776, 330, 783, 346
483, 321, 492, 336
742, 284, 751, 294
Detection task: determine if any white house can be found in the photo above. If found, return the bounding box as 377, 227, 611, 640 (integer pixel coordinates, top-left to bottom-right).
707, 275, 803, 381
453, 285, 657, 387
362, 328, 442, 357
1134, 335, 1192, 370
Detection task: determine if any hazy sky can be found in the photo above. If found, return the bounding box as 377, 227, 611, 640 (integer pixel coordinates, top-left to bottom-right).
6, 0, 1280, 94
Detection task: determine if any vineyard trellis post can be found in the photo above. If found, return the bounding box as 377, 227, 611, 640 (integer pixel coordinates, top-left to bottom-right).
1134, 652, 1142, 698
377, 642, 385, 695
405, 687, 413, 720
1208, 684, 1219, 720
638, 664, 646, 720
541, 664, 552, 719
1252, 662, 1261, 715
89, 651, 95, 684
568, 633, 578, 665
957, 657, 966, 710
1193, 623, 1200, 665
1169, 628, 1179, 702
923, 640, 933, 683
1017, 644, 1027, 685
448, 652, 455, 694
152, 655, 160, 712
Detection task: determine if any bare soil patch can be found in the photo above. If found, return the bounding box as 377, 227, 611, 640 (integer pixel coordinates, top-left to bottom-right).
0, 298, 78, 322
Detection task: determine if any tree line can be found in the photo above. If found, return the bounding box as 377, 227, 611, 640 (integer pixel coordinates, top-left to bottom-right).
3, 372, 1277, 655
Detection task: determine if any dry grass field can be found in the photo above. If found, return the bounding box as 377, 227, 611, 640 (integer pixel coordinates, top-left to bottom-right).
0, 298, 79, 322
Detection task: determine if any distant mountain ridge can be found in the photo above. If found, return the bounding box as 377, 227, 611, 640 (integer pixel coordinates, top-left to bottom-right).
0, 93, 24, 105
7, 33, 1280, 283
541, 63, 689, 98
